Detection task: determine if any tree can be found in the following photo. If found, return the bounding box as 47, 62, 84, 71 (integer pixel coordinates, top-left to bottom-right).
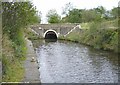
65, 8, 82, 23
94, 6, 106, 15
2, 1, 41, 42
46, 9, 61, 23
81, 9, 97, 22
62, 2, 73, 15
111, 7, 119, 19
2, 2, 41, 81
2, 2, 40, 31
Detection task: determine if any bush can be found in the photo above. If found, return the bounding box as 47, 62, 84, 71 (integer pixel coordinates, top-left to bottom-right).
63, 20, 118, 53
2, 1, 40, 81
2, 34, 25, 82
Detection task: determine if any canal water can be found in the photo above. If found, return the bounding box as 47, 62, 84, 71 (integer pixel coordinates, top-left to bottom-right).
32, 40, 118, 83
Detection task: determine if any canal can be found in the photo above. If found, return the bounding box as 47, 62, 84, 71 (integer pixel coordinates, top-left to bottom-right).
32, 40, 118, 83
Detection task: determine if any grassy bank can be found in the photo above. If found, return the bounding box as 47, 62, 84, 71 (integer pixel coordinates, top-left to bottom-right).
2, 26, 41, 82
60, 19, 118, 53
2, 29, 27, 82
24, 27, 41, 40
2, 2, 40, 82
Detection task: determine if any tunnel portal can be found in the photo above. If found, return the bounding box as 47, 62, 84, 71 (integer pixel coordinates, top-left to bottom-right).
44, 30, 57, 39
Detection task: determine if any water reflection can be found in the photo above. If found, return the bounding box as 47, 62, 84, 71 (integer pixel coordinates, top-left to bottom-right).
45, 39, 57, 42
33, 40, 118, 83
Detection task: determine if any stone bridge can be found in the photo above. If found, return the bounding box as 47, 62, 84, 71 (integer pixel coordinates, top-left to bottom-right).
30, 24, 81, 39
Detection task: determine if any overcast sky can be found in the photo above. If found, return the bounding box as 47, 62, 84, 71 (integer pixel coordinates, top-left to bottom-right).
31, 0, 119, 23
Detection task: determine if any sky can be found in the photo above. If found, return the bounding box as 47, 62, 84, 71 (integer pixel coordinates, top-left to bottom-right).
31, 0, 119, 23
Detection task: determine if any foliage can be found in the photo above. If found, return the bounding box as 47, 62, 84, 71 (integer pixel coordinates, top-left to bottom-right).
11, 29, 27, 58
110, 7, 119, 19
46, 9, 61, 23
61, 5, 118, 23
62, 2, 73, 15
2, 34, 24, 82
81, 9, 102, 22
2, 1, 40, 57
94, 6, 106, 16
61, 7, 103, 23
24, 27, 41, 40
65, 8, 82, 23
2, 54, 24, 82
2, 2, 40, 36
62, 20, 118, 53
2, 1, 40, 81
65, 30, 80, 42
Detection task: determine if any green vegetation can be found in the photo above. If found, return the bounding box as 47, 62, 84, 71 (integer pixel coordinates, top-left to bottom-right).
58, 4, 119, 53
46, 2, 119, 24
2, 2, 40, 82
2, 1, 119, 81
61, 19, 118, 53
46, 9, 61, 23
2, 34, 24, 82
24, 27, 41, 40
65, 9, 82, 23
61, 6, 119, 23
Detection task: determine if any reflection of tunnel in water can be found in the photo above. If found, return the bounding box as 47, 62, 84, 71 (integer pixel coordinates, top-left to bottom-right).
45, 31, 57, 39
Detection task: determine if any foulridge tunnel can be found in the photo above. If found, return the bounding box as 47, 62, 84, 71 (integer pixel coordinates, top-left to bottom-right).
30, 24, 82, 39
44, 29, 58, 39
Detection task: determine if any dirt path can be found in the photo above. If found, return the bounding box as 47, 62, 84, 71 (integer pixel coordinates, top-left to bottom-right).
22, 38, 40, 83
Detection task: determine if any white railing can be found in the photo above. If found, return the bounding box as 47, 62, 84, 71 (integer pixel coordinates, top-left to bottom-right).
64, 25, 81, 37
31, 29, 39, 35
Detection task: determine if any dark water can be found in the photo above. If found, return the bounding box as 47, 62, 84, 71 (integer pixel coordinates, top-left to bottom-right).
33, 40, 118, 83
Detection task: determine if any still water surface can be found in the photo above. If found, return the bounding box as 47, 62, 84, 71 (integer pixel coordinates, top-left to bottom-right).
33, 40, 118, 83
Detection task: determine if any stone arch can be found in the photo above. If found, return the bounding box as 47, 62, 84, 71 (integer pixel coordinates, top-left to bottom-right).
43, 29, 58, 39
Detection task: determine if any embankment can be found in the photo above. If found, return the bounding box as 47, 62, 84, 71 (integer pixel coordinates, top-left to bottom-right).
59, 20, 118, 53
2, 34, 25, 82
2, 27, 41, 83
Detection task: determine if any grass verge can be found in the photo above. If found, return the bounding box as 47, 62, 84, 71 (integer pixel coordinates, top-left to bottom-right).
2, 29, 26, 82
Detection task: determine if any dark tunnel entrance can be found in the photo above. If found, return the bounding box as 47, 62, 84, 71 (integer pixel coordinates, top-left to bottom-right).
44, 31, 57, 39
